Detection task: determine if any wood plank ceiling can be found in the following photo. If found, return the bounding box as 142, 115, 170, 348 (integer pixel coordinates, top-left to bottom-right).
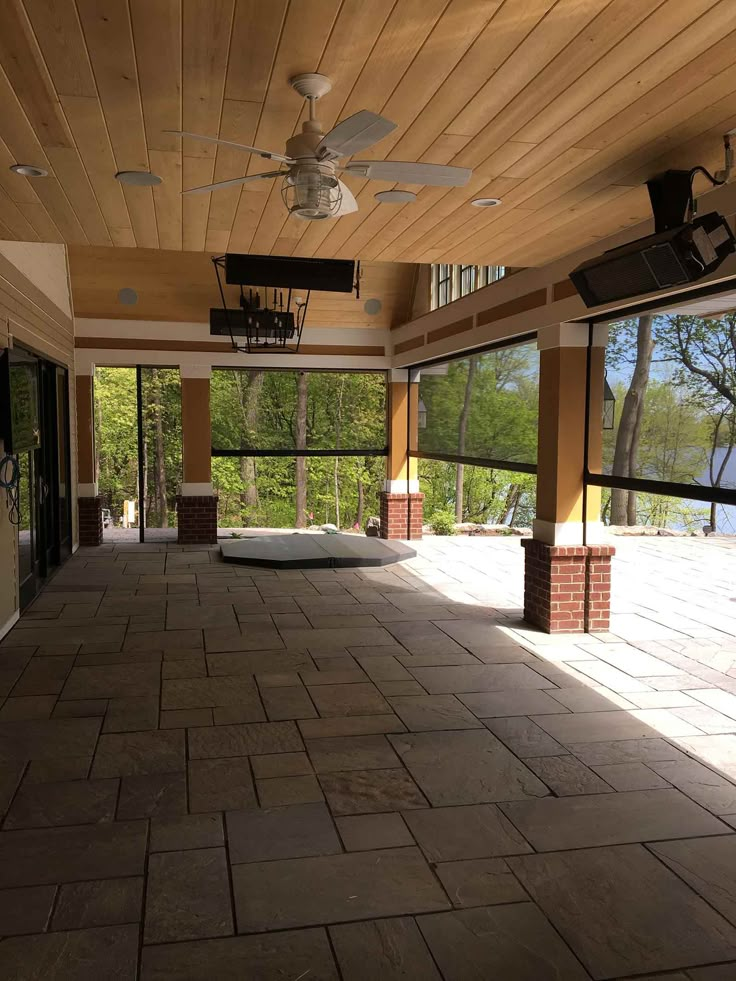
0, 0, 735, 267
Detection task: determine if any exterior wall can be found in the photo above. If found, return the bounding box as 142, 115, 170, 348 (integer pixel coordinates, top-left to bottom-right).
0, 243, 75, 639
379, 492, 424, 541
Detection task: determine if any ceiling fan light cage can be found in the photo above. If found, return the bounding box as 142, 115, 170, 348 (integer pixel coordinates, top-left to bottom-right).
281, 166, 342, 219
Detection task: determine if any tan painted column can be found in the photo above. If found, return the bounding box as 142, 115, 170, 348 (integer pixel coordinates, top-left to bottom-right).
178, 365, 217, 544
533, 323, 607, 545
180, 366, 212, 493
75, 364, 103, 545
381, 369, 423, 539
522, 323, 613, 633
75, 368, 96, 494
386, 372, 419, 492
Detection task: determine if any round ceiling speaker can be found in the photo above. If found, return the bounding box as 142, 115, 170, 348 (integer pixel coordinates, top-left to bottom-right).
374, 190, 416, 204
115, 171, 163, 186
118, 288, 138, 305
471, 197, 502, 207
10, 163, 48, 178
364, 298, 382, 315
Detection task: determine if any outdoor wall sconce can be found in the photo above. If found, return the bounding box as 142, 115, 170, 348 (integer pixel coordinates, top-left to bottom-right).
603, 377, 616, 430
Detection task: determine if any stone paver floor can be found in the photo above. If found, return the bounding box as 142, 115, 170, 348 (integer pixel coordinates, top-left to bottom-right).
1, 535, 736, 979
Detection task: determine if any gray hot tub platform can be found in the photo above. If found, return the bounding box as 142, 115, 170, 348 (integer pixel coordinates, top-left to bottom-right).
219, 533, 416, 569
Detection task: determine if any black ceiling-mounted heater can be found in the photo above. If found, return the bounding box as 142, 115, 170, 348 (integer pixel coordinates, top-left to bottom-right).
569, 168, 736, 308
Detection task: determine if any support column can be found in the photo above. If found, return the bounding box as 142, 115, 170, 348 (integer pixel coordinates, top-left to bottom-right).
522, 325, 614, 633
380, 370, 423, 540
177, 366, 218, 544
76, 366, 102, 547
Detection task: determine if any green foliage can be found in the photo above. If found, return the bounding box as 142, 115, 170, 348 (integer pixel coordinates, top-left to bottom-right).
419, 460, 536, 527
427, 508, 456, 535
210, 370, 387, 528
94, 367, 181, 528
418, 343, 538, 464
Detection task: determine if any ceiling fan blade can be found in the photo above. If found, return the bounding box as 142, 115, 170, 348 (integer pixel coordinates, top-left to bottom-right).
316, 111, 397, 161
182, 171, 283, 195
165, 130, 293, 163
345, 160, 472, 187
334, 179, 358, 216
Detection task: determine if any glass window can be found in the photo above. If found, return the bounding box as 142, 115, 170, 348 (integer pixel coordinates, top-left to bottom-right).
418, 340, 539, 466
431, 263, 506, 309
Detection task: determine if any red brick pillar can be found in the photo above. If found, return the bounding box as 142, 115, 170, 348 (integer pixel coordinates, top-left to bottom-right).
379, 492, 424, 540
176, 495, 218, 545
78, 496, 103, 547
586, 544, 615, 632
521, 540, 615, 633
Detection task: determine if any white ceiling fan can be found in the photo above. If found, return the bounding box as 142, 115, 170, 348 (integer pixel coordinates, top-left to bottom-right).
166, 73, 471, 221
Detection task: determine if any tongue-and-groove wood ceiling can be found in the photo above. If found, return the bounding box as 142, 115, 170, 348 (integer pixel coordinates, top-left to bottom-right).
0, 0, 735, 268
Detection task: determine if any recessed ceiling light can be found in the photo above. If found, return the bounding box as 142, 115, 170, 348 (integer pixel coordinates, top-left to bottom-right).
364, 298, 382, 315
471, 197, 502, 208
115, 171, 162, 186
118, 288, 138, 305
374, 190, 416, 204
10, 164, 48, 178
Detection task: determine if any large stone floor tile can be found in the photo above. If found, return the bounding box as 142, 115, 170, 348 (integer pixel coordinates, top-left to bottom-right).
526, 755, 612, 795
567, 737, 688, 766
330, 917, 443, 981
0, 820, 147, 887
485, 716, 566, 758
206, 650, 313, 676
0, 717, 101, 763
5, 776, 118, 828
388, 694, 482, 731
232, 846, 449, 931
306, 734, 400, 772
408, 663, 552, 694
500, 788, 727, 850
435, 858, 528, 908
141, 927, 339, 980
648, 758, 736, 814
161, 677, 264, 718
149, 812, 223, 853
458, 689, 570, 718
91, 730, 185, 777
0, 884, 55, 935
61, 663, 160, 700
227, 801, 341, 863
188, 758, 256, 812
418, 904, 589, 980
167, 604, 237, 629
204, 625, 284, 652
144, 847, 233, 943
389, 729, 549, 805
0, 924, 139, 980
671, 735, 736, 782
281, 627, 396, 650
298, 714, 406, 738
510, 844, 736, 979
188, 721, 303, 758
385, 621, 469, 656
308, 683, 391, 717
650, 835, 736, 927
403, 803, 532, 861
124, 629, 202, 652
320, 768, 428, 814
52, 877, 143, 930
532, 709, 702, 744
117, 773, 187, 819
336, 812, 414, 851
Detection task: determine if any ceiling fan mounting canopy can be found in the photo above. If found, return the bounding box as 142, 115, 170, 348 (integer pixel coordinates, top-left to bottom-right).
167, 73, 472, 218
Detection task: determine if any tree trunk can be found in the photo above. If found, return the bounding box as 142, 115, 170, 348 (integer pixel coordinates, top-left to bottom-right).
356, 472, 364, 528
625, 397, 646, 526
295, 372, 308, 528
239, 370, 264, 521
610, 315, 654, 525
151, 369, 168, 527
455, 357, 478, 522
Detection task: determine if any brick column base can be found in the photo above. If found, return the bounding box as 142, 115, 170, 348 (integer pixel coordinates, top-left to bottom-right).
379, 492, 424, 540
78, 496, 103, 546
176, 495, 218, 545
521, 539, 615, 633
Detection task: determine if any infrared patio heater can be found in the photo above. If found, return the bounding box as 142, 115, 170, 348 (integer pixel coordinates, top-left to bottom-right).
210, 253, 357, 354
